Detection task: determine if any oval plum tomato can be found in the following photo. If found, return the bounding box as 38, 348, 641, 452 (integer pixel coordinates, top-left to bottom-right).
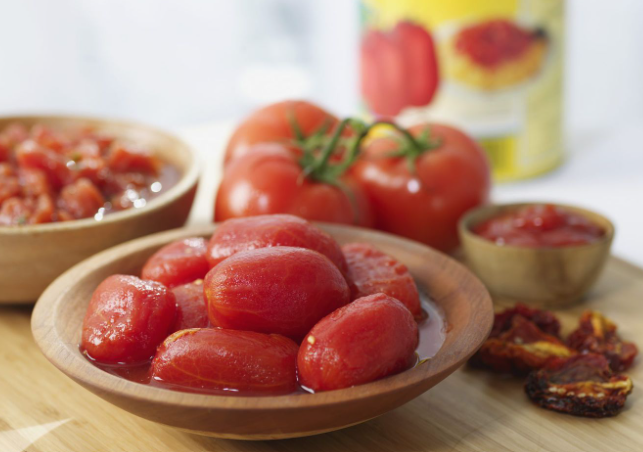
205, 246, 350, 341
151, 328, 299, 394
224, 100, 338, 165
352, 123, 490, 252
215, 144, 373, 227
141, 237, 209, 288
298, 293, 419, 391
170, 280, 209, 333
81, 275, 176, 364
207, 214, 348, 276
342, 242, 421, 318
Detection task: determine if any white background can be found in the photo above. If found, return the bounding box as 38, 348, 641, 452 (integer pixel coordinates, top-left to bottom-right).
1, 0, 642, 264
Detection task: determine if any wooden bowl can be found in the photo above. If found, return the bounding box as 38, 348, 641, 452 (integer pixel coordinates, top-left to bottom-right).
459, 202, 614, 307
0, 115, 199, 304
32, 224, 493, 440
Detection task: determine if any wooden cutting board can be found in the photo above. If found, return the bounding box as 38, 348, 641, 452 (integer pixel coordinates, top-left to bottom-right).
1, 256, 641, 452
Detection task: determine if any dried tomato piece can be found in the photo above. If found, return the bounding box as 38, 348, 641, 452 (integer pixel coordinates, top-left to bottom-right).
567, 311, 638, 372
472, 315, 575, 375
525, 354, 633, 418
491, 303, 561, 338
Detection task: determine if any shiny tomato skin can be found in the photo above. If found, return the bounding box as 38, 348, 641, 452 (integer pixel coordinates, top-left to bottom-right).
151, 328, 299, 394
207, 214, 348, 275
352, 123, 490, 252
141, 238, 209, 288
342, 242, 421, 318
170, 280, 210, 332
298, 293, 419, 391
215, 145, 373, 227
224, 100, 338, 165
205, 246, 350, 341
81, 275, 177, 364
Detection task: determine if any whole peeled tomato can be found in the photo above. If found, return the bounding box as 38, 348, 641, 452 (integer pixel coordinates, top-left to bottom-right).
141, 237, 209, 288
151, 328, 299, 394
352, 123, 490, 252
298, 293, 419, 391
224, 100, 338, 165
205, 246, 350, 341
207, 214, 348, 276
215, 144, 373, 227
342, 242, 422, 318
170, 280, 209, 333
81, 275, 177, 364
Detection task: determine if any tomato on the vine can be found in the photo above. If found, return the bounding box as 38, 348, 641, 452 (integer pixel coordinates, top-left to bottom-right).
351, 123, 490, 252
224, 100, 339, 165
215, 119, 373, 227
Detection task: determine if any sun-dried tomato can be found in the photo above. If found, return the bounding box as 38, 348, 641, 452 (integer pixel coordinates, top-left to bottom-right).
525, 353, 633, 417
490, 303, 561, 338
567, 311, 638, 372
471, 315, 575, 375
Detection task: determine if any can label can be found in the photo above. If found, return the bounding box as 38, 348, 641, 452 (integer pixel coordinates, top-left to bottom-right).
360, 0, 564, 181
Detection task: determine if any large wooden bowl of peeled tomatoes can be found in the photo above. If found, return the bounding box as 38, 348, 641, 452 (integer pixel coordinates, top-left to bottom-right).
32, 214, 492, 439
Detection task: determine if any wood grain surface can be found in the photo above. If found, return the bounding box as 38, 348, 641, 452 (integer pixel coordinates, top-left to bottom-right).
1, 256, 641, 451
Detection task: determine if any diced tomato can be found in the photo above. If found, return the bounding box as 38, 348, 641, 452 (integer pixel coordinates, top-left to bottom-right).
107, 143, 157, 174
15, 140, 71, 189
30, 194, 55, 224
30, 124, 69, 153
0, 173, 21, 205
58, 178, 105, 219
19, 168, 51, 198
0, 197, 32, 225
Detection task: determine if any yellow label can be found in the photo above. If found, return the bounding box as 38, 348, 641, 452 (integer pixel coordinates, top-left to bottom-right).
361, 0, 565, 182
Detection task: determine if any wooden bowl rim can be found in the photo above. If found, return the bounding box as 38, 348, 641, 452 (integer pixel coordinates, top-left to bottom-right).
459, 201, 615, 252
0, 114, 200, 236
32, 223, 493, 411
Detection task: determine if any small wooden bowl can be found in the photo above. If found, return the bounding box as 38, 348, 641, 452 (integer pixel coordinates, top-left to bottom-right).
0, 115, 199, 304
459, 202, 614, 307
32, 224, 493, 440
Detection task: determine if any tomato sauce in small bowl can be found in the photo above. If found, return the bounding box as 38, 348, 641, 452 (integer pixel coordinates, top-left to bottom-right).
459, 202, 614, 307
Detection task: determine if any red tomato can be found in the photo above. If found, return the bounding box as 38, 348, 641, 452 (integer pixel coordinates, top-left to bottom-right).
107, 143, 157, 174
224, 100, 338, 165
0, 170, 20, 205
81, 275, 176, 364
0, 197, 32, 225
141, 237, 209, 288
342, 242, 422, 318
351, 123, 490, 252
298, 293, 419, 391
215, 144, 373, 227
170, 280, 209, 333
361, 22, 439, 117
205, 246, 350, 341
151, 328, 299, 394
58, 178, 105, 219
19, 168, 51, 198
207, 214, 348, 276
15, 139, 70, 189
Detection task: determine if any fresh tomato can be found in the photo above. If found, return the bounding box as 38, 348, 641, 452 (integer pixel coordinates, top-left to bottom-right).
205, 246, 350, 341
215, 143, 373, 227
342, 242, 422, 318
169, 280, 209, 333
141, 237, 210, 288
298, 293, 419, 391
351, 123, 490, 252
207, 214, 348, 276
81, 275, 176, 364
151, 328, 299, 394
361, 21, 439, 117
224, 100, 338, 165
57, 178, 105, 220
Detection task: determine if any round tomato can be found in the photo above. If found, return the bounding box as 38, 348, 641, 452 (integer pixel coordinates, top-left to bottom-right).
224, 100, 338, 165
141, 237, 209, 288
298, 293, 419, 391
81, 275, 176, 364
215, 144, 373, 227
151, 328, 299, 394
207, 214, 348, 276
351, 123, 490, 252
205, 246, 350, 341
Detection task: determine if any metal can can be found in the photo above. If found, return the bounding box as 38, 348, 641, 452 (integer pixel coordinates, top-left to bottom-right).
360, 0, 565, 181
